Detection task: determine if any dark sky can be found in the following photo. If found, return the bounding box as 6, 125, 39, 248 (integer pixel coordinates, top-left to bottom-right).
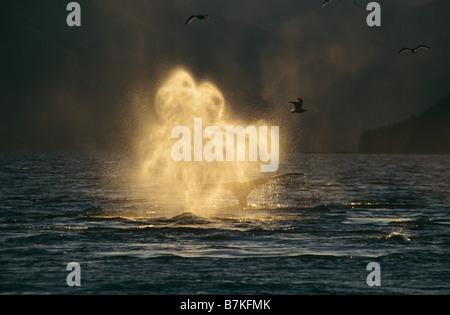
1, 0, 449, 152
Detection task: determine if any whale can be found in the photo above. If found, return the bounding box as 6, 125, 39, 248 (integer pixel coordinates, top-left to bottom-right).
198, 172, 305, 207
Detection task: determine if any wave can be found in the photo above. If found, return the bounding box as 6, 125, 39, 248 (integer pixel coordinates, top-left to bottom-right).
385, 231, 411, 242
169, 212, 211, 224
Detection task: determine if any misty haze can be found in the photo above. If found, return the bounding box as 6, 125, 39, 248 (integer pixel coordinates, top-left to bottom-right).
2, 0, 449, 153
1, 0, 450, 298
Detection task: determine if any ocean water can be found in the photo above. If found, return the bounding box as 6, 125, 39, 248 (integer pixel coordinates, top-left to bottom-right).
1, 152, 449, 295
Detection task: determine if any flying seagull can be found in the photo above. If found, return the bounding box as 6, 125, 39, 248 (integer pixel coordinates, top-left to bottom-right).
185, 15, 210, 25
290, 98, 307, 114
321, 0, 358, 7
398, 45, 431, 55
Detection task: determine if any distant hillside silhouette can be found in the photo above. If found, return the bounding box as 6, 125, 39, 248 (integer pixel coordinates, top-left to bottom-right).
359, 94, 450, 153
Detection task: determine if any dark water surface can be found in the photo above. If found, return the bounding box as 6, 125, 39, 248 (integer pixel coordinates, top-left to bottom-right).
1, 152, 449, 294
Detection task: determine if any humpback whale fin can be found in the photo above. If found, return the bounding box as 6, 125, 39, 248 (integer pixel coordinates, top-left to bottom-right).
220, 173, 304, 207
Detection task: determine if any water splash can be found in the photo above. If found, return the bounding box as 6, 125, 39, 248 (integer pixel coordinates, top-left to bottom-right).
136, 68, 274, 213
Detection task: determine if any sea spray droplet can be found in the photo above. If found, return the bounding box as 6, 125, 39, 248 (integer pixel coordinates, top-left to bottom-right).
136, 68, 277, 211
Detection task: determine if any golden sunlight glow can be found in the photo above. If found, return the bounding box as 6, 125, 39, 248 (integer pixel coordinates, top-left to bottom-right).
136, 67, 276, 212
